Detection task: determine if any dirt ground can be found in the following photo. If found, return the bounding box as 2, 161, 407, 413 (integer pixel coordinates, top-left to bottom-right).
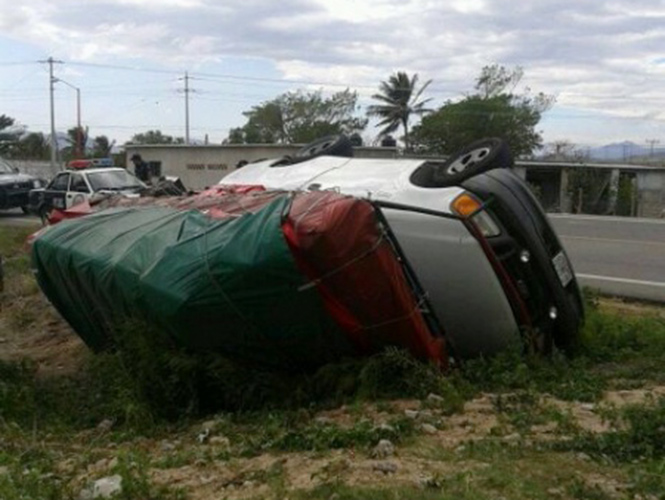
0, 291, 87, 377
3, 290, 665, 498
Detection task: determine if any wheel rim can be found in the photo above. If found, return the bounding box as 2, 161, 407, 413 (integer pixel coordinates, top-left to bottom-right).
306, 140, 333, 156
447, 146, 491, 175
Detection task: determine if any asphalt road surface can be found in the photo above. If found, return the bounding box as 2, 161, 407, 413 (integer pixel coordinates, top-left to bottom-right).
0, 208, 40, 228
550, 214, 665, 302
2, 208, 664, 302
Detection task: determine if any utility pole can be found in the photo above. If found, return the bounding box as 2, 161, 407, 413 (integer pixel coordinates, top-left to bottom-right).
56, 78, 82, 158
179, 72, 194, 145
185, 72, 190, 145
76, 87, 81, 157
40, 57, 63, 172
646, 139, 659, 160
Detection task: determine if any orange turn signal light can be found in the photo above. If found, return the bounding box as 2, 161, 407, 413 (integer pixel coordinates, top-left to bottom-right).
450, 193, 482, 218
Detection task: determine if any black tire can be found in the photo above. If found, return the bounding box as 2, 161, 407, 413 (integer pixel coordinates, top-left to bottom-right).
293, 135, 354, 162
431, 138, 513, 187
20, 205, 30, 215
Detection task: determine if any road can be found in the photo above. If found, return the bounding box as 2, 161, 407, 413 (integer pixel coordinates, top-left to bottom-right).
2, 208, 664, 301
0, 208, 40, 228
550, 214, 665, 302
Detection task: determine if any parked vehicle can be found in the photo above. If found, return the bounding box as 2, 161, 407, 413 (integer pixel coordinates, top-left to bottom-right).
218, 136, 585, 358
0, 157, 46, 213
29, 164, 144, 223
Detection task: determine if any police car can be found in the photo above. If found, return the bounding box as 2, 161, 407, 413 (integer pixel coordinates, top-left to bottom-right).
29, 159, 145, 223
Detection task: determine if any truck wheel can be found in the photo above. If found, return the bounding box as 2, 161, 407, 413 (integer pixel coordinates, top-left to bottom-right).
292, 135, 354, 162
431, 138, 513, 187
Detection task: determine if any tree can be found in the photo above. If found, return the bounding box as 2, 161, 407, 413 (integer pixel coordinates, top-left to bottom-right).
16, 132, 50, 160
412, 65, 554, 158
542, 140, 588, 161
129, 130, 184, 145
64, 126, 89, 159
228, 102, 284, 144
366, 72, 432, 152
227, 89, 367, 144
92, 135, 114, 157
0, 114, 22, 155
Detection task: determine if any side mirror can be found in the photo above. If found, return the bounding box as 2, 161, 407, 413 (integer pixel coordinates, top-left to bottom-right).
12, 166, 19, 174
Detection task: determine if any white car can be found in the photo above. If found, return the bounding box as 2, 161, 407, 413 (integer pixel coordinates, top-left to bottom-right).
219, 136, 584, 358
30, 165, 145, 222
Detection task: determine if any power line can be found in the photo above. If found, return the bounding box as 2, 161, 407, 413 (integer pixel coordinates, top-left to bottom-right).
0, 61, 39, 67
13, 58, 665, 105
63, 59, 459, 95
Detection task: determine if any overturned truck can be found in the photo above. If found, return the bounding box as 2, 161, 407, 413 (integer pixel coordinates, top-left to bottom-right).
31, 136, 585, 369
31, 189, 448, 370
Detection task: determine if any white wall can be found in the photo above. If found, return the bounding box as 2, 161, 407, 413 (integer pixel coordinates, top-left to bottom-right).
124, 144, 398, 190
6, 160, 58, 180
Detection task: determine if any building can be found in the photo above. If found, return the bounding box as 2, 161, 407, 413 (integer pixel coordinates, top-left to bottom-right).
123, 144, 665, 218
124, 143, 398, 191
516, 161, 665, 218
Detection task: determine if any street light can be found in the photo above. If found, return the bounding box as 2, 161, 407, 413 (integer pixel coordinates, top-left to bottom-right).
55, 78, 82, 158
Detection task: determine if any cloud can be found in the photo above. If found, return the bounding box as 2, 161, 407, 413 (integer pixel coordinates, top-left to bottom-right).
2, 0, 665, 143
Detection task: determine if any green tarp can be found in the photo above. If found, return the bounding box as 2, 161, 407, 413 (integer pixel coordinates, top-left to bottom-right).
32, 197, 355, 369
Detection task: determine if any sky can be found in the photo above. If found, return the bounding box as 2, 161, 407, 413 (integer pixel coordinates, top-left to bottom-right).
1, 0, 665, 150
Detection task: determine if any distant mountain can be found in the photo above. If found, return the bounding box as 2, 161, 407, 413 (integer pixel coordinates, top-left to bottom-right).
541, 141, 665, 162
587, 141, 652, 161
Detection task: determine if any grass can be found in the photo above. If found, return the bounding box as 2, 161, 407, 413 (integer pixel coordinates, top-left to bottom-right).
3, 225, 665, 498
0, 226, 41, 326
554, 396, 665, 461
105, 451, 187, 500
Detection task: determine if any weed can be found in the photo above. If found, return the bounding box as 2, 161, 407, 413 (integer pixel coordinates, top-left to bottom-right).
0, 359, 37, 423
223, 459, 287, 493
0, 227, 35, 257
74, 320, 468, 422
492, 390, 550, 433
625, 458, 665, 498
224, 411, 415, 456
357, 347, 465, 406
106, 451, 186, 500
290, 483, 456, 500
567, 479, 614, 500
0, 464, 73, 500
580, 304, 665, 364
311, 457, 352, 483
553, 397, 665, 462
461, 347, 606, 402
5, 299, 39, 330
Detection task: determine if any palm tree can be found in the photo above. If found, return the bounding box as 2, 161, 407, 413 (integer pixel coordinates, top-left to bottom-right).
367, 72, 433, 152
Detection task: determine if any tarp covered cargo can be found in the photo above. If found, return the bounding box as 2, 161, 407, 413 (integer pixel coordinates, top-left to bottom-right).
32, 190, 447, 370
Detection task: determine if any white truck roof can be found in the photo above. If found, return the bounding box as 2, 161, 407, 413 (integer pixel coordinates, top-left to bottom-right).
219, 156, 464, 214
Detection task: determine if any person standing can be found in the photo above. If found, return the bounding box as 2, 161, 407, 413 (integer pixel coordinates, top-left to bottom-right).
130, 154, 150, 182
